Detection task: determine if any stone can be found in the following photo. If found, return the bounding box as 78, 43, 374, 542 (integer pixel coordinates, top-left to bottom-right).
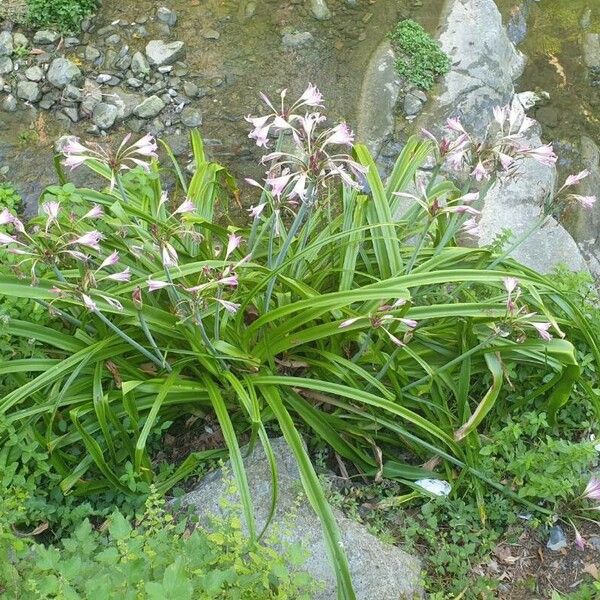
180, 106, 202, 127
33, 30, 60, 45
0, 31, 13, 56
62, 106, 79, 122
157, 7, 177, 26
92, 102, 119, 129
106, 88, 141, 120
145, 40, 185, 67
356, 40, 401, 156
281, 31, 314, 49
310, 0, 331, 20
183, 81, 199, 97
85, 46, 102, 62
131, 51, 150, 75
16, 81, 42, 102
0, 56, 13, 75
63, 84, 83, 102
178, 438, 423, 600
404, 92, 426, 116
547, 525, 567, 551
106, 34, 121, 46
25, 66, 44, 82
64, 37, 80, 48
80, 79, 102, 117
244, 1, 256, 19
114, 54, 132, 71
96, 73, 113, 84
47, 58, 82, 89
133, 94, 165, 118
583, 33, 600, 70
127, 77, 143, 88
1, 94, 17, 112
13, 33, 28, 49
202, 29, 220, 40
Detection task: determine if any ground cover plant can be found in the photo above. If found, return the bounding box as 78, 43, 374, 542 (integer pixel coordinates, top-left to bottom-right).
0, 85, 598, 598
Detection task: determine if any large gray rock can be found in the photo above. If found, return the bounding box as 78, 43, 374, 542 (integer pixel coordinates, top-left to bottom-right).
47, 58, 82, 89
356, 40, 401, 157
145, 40, 185, 66
0, 31, 13, 56
133, 94, 165, 118
178, 438, 423, 600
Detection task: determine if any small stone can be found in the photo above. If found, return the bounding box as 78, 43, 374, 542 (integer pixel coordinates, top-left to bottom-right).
39, 96, 57, 110
106, 34, 121, 46
47, 58, 82, 89
114, 54, 132, 70
183, 81, 199, 97
547, 525, 567, 552
81, 18, 93, 32
581, 8, 592, 31
589, 535, 600, 551
145, 40, 185, 67
244, 1, 256, 19
25, 66, 44, 82
281, 31, 314, 49
180, 106, 202, 127
158, 65, 173, 73
96, 73, 113, 84
33, 30, 60, 45
13, 33, 29, 49
92, 102, 119, 129
63, 84, 83, 102
16, 81, 42, 102
583, 33, 600, 70
157, 7, 177, 26
0, 56, 13, 75
133, 94, 165, 118
131, 51, 150, 76
85, 46, 102, 62
62, 106, 79, 122
0, 32, 13, 56
64, 37, 80, 48
127, 77, 143, 88
2, 94, 17, 112
202, 29, 220, 40
310, 0, 331, 20
404, 92, 425, 116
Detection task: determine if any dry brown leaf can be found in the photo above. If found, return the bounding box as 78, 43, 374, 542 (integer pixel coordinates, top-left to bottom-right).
583, 563, 600, 580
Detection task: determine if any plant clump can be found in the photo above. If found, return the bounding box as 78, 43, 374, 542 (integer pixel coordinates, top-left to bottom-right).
389, 19, 450, 90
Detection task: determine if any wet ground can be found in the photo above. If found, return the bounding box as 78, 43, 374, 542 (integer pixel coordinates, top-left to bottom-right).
0, 0, 443, 212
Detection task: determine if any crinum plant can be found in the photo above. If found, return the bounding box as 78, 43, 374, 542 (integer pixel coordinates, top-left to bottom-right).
0, 85, 598, 599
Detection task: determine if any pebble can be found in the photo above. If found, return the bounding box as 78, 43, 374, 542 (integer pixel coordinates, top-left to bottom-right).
181, 106, 202, 127
0, 56, 13, 75
0, 31, 13, 56
133, 94, 166, 118
85, 46, 102, 62
203, 29, 220, 40
2, 94, 17, 112
547, 525, 567, 552
97, 74, 113, 84
62, 106, 79, 122
183, 81, 199, 97
145, 40, 185, 67
92, 102, 119, 129
127, 77, 144, 88
16, 81, 42, 102
157, 7, 177, 27
13, 33, 28, 48
25, 66, 44, 82
131, 51, 150, 76
33, 30, 60, 45
47, 57, 82, 89
310, 0, 331, 20
282, 31, 314, 49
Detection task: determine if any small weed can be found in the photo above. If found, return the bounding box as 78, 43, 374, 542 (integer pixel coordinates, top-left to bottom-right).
389, 19, 450, 90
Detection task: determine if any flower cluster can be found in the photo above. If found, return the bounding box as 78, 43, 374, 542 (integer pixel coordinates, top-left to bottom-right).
245, 84, 367, 214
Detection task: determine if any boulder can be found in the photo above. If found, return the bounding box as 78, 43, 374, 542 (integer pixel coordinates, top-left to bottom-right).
178, 438, 423, 600
133, 94, 166, 118
47, 58, 82, 89
356, 40, 401, 156
145, 40, 185, 67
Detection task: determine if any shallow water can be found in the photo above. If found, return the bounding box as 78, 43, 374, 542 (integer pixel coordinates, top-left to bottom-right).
496, 0, 600, 157
0, 0, 444, 210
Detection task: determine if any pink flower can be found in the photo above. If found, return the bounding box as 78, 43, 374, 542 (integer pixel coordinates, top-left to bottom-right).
322, 123, 354, 146
71, 231, 103, 251
583, 477, 600, 501
174, 199, 195, 215
446, 117, 467, 134
339, 317, 362, 328
570, 194, 597, 209
148, 279, 170, 292
564, 169, 590, 187
248, 203, 267, 219
289, 174, 308, 200
385, 330, 406, 347
399, 318, 418, 329
0, 232, 21, 246
216, 298, 241, 314
83, 205, 104, 220
42, 202, 60, 221
493, 106, 507, 127
64, 250, 89, 262
298, 83, 324, 108
471, 161, 489, 182
459, 192, 480, 203
219, 275, 238, 287
445, 205, 480, 215
532, 322, 552, 342
82, 294, 97, 312
521, 143, 557, 167
461, 218, 480, 238
266, 171, 293, 199
498, 152, 515, 171
129, 133, 158, 157
161, 243, 178, 268
100, 295, 124, 311
225, 233, 242, 260
575, 528, 586, 551
99, 251, 119, 270
106, 267, 131, 282
504, 277, 519, 294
